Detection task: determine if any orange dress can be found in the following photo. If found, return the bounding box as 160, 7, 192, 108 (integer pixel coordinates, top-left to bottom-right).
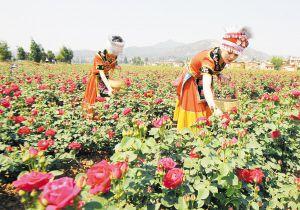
173, 47, 226, 130
82, 50, 117, 115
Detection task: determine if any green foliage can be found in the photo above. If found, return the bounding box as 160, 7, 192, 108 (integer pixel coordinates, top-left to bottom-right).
131, 57, 144, 65
46, 50, 55, 62
17, 47, 27, 60
29, 39, 42, 63
0, 41, 12, 61
56, 46, 73, 63
271, 56, 284, 70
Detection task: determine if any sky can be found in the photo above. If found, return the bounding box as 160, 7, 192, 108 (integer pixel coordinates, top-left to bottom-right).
0, 0, 299, 56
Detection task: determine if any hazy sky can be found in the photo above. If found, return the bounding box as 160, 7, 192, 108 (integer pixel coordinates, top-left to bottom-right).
1, 0, 299, 56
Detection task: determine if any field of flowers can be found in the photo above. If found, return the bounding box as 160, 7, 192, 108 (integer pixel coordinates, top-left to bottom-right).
0, 61, 299, 210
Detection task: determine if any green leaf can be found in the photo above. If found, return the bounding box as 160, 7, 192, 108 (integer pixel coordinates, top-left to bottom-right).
197, 187, 210, 200
50, 170, 64, 177
176, 196, 189, 210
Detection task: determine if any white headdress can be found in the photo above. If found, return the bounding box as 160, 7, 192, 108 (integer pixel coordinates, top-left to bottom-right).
108, 35, 125, 56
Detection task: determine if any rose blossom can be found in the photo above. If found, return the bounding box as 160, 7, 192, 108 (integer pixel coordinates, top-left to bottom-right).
40, 177, 81, 209
87, 160, 111, 194
157, 158, 177, 172
13, 171, 53, 192
162, 168, 184, 189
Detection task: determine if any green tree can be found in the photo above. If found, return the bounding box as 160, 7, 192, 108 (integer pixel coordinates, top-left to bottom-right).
271, 56, 284, 70
47, 50, 55, 62
40, 47, 47, 62
29, 39, 42, 62
17, 47, 27, 60
0, 41, 12, 61
56, 46, 73, 63
131, 57, 144, 66
124, 56, 128, 64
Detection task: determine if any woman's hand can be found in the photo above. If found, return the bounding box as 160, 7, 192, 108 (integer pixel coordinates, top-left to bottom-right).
213, 107, 223, 116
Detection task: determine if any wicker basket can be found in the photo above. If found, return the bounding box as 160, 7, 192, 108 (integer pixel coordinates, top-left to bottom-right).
108, 79, 125, 91
215, 99, 239, 112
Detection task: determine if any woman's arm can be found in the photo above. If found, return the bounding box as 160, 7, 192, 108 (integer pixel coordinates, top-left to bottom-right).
99, 71, 113, 95
203, 73, 223, 115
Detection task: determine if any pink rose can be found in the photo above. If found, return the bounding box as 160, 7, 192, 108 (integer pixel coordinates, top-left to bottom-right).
87, 160, 111, 194
158, 158, 177, 172
40, 177, 81, 210
25, 97, 35, 106
162, 168, 184, 189
13, 171, 53, 192
122, 108, 132, 116
45, 129, 56, 137
29, 147, 38, 157
68, 142, 82, 150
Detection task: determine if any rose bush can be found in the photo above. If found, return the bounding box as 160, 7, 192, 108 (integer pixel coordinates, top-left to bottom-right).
0, 62, 299, 209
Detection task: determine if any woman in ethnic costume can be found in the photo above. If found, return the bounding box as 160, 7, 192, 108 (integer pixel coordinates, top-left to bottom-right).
83, 35, 125, 116
173, 27, 252, 130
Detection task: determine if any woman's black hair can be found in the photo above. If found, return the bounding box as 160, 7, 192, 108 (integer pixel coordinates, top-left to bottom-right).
112, 36, 123, 43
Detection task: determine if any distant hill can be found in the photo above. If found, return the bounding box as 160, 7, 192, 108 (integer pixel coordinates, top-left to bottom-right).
72, 39, 273, 63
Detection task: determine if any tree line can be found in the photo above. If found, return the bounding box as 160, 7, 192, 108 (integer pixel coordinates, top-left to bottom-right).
0, 39, 73, 63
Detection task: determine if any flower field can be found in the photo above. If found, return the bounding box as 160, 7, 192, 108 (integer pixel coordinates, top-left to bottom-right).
0, 62, 299, 210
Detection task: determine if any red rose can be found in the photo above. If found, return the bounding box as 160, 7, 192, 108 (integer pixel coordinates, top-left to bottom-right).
272, 95, 280, 102
189, 148, 200, 159
38, 139, 50, 151
45, 129, 56, 137
290, 90, 300, 98
107, 130, 115, 139
6, 146, 14, 152
32, 109, 39, 116
40, 177, 81, 209
270, 130, 281, 139
124, 78, 132, 87
37, 126, 45, 133
68, 142, 82, 150
11, 84, 20, 92
236, 168, 264, 184
162, 168, 184, 189
12, 116, 26, 124
236, 169, 252, 183
112, 113, 119, 120
18, 126, 31, 135
57, 109, 64, 115
87, 160, 111, 194
249, 168, 264, 184
96, 97, 106, 102
14, 91, 22, 98
13, 171, 53, 192
122, 108, 132, 116
1, 98, 11, 108
25, 97, 35, 106
155, 98, 163, 104
47, 139, 55, 147
158, 158, 177, 172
